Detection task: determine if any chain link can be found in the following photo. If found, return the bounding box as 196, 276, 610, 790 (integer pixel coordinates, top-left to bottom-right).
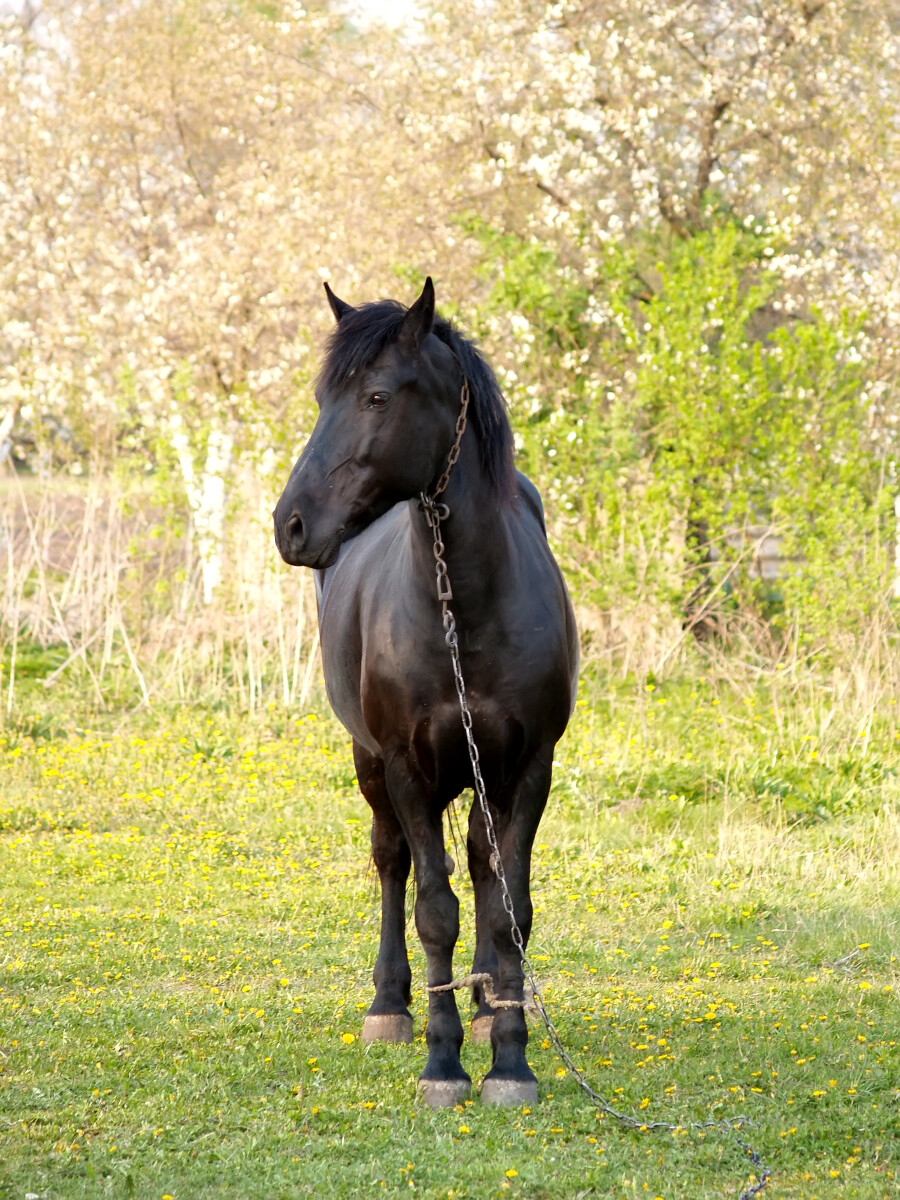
430, 378, 470, 500
418, 475, 771, 1200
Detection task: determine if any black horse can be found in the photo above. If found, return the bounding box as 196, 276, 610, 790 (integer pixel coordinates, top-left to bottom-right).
274, 278, 578, 1106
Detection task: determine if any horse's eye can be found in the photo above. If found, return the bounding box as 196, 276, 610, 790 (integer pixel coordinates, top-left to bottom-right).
367, 391, 391, 409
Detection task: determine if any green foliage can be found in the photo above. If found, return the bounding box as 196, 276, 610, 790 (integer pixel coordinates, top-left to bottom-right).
745, 757, 897, 823
469, 219, 895, 654
463, 214, 591, 351
763, 314, 894, 640
610, 224, 776, 533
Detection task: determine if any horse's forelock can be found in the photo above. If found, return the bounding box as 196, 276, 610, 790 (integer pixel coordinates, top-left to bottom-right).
319, 300, 407, 395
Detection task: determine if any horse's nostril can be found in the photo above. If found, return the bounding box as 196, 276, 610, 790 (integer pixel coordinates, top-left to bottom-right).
285, 512, 304, 544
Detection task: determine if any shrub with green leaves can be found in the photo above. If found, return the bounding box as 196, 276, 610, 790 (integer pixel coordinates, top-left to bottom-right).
468, 218, 896, 656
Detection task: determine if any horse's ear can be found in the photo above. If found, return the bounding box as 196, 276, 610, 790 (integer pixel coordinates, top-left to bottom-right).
323, 281, 355, 323
398, 276, 435, 350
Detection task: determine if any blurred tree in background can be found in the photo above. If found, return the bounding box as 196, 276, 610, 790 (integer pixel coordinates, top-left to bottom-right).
1, 0, 899, 699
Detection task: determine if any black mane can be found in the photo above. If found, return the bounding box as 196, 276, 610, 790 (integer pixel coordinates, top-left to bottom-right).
318, 299, 516, 501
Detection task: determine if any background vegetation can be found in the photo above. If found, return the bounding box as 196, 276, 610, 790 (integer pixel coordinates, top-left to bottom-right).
3, 0, 900, 691
1, 2, 899, 1198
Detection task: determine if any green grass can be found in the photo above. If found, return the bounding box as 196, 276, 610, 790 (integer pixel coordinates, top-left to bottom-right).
0, 665, 898, 1199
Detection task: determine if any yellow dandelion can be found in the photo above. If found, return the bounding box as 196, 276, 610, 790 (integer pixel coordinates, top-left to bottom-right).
505, 1169, 518, 1178
341, 1032, 356, 1044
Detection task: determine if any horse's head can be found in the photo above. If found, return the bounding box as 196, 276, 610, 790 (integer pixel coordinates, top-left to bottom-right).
274, 277, 463, 569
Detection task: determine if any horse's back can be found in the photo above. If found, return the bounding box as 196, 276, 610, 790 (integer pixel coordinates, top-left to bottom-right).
515, 470, 547, 533
507, 474, 579, 716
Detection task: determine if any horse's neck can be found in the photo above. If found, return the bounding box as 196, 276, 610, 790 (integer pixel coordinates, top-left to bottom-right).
410, 440, 512, 608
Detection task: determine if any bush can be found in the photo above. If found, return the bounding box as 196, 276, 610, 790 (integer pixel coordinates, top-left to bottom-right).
469, 219, 897, 658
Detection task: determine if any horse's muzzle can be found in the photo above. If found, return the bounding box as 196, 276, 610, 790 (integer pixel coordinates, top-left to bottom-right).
274, 508, 344, 569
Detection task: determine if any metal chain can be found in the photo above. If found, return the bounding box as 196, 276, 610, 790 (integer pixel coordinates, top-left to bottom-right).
430, 378, 470, 499
418, 482, 771, 1200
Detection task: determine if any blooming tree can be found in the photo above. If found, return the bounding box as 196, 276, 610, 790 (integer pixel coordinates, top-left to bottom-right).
1, 0, 898, 637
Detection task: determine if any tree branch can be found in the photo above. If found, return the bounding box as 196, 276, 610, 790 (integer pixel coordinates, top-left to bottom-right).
536, 180, 570, 208
689, 96, 731, 224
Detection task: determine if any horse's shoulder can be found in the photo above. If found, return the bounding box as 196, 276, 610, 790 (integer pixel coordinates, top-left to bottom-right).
514, 471, 546, 534
318, 503, 410, 608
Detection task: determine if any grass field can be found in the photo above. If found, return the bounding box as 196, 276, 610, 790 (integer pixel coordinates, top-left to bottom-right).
1, 658, 898, 1199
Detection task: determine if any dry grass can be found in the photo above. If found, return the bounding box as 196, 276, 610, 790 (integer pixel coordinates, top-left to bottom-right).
0, 468, 319, 716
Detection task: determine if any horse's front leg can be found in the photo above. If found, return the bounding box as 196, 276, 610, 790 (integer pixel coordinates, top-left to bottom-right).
385, 755, 470, 1107
481, 747, 553, 1106
466, 802, 507, 1042
353, 742, 413, 1043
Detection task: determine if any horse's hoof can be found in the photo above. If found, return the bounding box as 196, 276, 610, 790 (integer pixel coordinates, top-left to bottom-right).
481, 1078, 539, 1106
470, 1014, 494, 1043
362, 1014, 413, 1044
416, 1078, 471, 1108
